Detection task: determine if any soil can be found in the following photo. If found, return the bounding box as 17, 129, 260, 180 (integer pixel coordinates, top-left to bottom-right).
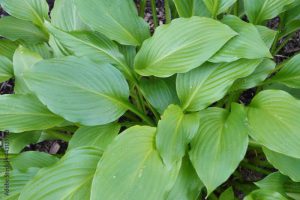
0, 1, 299, 199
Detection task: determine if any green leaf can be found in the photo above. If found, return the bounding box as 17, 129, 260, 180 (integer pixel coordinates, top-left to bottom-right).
13, 46, 43, 94
209, 15, 271, 63
91, 126, 180, 200
0, 39, 18, 60
270, 54, 300, 88
281, 5, 300, 38
0, 94, 64, 133
173, 0, 209, 17
24, 42, 53, 59
256, 25, 277, 49
244, 0, 294, 24
247, 90, 300, 159
280, 20, 300, 38
68, 123, 120, 151
263, 148, 300, 182
75, 0, 150, 46
244, 189, 288, 200
264, 83, 300, 99
140, 77, 179, 114
220, 187, 236, 200
189, 104, 248, 194
203, 0, 237, 17
166, 156, 203, 200
156, 105, 200, 168
134, 17, 237, 77
0, 17, 48, 44
19, 147, 103, 200
177, 59, 261, 111
255, 172, 300, 198
10, 151, 59, 171
7, 131, 42, 153
1, 0, 49, 27
24, 56, 130, 126
230, 59, 275, 91
0, 55, 13, 82
0, 168, 39, 200
45, 22, 133, 81
51, 0, 87, 31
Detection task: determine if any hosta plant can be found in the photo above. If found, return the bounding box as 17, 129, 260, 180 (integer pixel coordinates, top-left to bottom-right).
0, 0, 300, 199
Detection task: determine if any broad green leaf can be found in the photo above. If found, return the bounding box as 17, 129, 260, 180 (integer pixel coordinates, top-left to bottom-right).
280, 20, 300, 38
173, 0, 210, 17
0, 168, 39, 200
19, 147, 103, 200
270, 54, 300, 88
0, 94, 64, 133
256, 172, 300, 198
247, 90, 300, 159
244, 0, 294, 24
244, 189, 288, 200
45, 22, 134, 81
203, 0, 237, 17
24, 42, 52, 59
0, 39, 18, 60
0, 55, 13, 82
75, 0, 150, 46
140, 77, 179, 114
24, 56, 130, 126
189, 104, 248, 194
166, 156, 203, 200
134, 17, 237, 77
68, 123, 120, 151
10, 151, 59, 171
256, 25, 277, 49
230, 59, 275, 91
177, 59, 261, 111
264, 83, 300, 99
263, 148, 300, 182
210, 15, 271, 63
13, 46, 43, 94
7, 131, 42, 153
156, 105, 200, 168
220, 187, 236, 200
51, 0, 86, 31
281, 5, 300, 38
91, 126, 180, 200
1, 0, 49, 27
0, 17, 48, 44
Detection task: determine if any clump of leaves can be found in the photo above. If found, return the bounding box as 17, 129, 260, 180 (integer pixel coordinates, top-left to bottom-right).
0, 0, 300, 199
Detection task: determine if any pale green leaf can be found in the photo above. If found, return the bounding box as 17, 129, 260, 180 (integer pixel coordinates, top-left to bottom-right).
166, 156, 203, 200
0, 168, 39, 200
189, 104, 248, 194
75, 0, 150, 46
0, 94, 64, 133
244, 189, 289, 200
256, 25, 277, 49
2, 0, 49, 27
263, 148, 300, 182
220, 187, 236, 200
13, 46, 43, 94
51, 0, 87, 31
173, 0, 210, 17
0, 16, 48, 44
7, 131, 42, 153
19, 147, 103, 200
24, 56, 130, 126
203, 0, 237, 16
264, 83, 300, 99
255, 172, 300, 198
247, 90, 300, 159
24, 42, 53, 59
244, 0, 294, 24
156, 105, 200, 168
0, 55, 13, 82
91, 126, 180, 200
0, 39, 18, 60
210, 15, 271, 63
177, 59, 261, 111
68, 123, 120, 151
134, 17, 237, 77
140, 77, 179, 114
270, 54, 300, 88
10, 151, 59, 171
45, 22, 133, 80
230, 59, 275, 91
